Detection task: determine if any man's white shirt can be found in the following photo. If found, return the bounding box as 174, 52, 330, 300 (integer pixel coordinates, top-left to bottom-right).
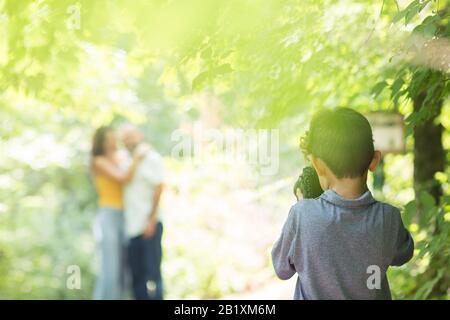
124, 147, 164, 239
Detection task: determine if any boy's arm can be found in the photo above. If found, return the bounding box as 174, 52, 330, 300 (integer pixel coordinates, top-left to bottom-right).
271, 207, 297, 280
391, 211, 414, 266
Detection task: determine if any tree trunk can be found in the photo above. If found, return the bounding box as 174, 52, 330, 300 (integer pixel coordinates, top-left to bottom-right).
413, 93, 444, 203
412, 92, 446, 298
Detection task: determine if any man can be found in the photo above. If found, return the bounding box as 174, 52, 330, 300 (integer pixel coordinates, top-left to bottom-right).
121, 124, 165, 300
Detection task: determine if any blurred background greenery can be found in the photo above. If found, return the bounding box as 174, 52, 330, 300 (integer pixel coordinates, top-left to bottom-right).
0, 0, 449, 299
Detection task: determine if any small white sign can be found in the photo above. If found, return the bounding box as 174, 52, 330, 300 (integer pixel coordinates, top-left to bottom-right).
365, 112, 405, 154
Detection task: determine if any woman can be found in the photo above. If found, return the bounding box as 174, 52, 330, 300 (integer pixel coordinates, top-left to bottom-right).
90, 126, 142, 300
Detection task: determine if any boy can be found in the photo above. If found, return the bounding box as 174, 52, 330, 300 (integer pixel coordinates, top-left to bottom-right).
272, 107, 414, 300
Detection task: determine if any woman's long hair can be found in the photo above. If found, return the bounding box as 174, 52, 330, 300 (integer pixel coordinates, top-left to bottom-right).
92, 126, 113, 157
90, 126, 113, 171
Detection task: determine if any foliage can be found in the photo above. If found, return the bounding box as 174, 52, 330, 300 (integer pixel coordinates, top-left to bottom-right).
373, 0, 450, 134
376, 0, 450, 299
0, 0, 448, 299
389, 190, 450, 299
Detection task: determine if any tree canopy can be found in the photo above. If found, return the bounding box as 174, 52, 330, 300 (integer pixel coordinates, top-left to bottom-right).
0, 0, 448, 299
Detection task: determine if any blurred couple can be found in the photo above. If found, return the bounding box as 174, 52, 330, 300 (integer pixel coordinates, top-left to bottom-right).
90, 124, 165, 300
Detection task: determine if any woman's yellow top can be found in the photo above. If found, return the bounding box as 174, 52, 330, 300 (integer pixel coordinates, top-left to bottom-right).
94, 174, 123, 210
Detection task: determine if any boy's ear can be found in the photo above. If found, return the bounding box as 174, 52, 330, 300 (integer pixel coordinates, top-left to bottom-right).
311, 156, 326, 176
368, 150, 382, 172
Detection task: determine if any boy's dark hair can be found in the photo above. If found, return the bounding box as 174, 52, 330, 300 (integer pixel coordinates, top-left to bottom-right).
294, 166, 323, 200
301, 108, 374, 178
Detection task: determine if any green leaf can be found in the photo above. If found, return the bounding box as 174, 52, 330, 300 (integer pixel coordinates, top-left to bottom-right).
393, 9, 407, 24
201, 47, 212, 60
391, 77, 404, 98
413, 269, 445, 300
405, 112, 419, 136
213, 63, 233, 76
191, 64, 233, 91
403, 200, 417, 226
371, 81, 388, 98
392, 0, 430, 25
405, 5, 420, 24
423, 23, 437, 36
440, 195, 450, 207
408, 69, 429, 99
192, 70, 210, 91
419, 191, 436, 212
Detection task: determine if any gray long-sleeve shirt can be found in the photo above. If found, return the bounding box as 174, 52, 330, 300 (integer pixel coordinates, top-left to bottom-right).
271, 189, 414, 300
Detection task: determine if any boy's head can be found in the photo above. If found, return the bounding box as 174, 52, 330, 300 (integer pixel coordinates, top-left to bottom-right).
301, 108, 381, 189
